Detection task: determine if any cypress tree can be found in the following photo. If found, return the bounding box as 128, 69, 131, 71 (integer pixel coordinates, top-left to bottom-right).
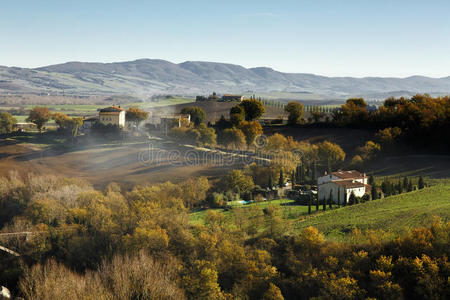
323, 196, 327, 211
316, 195, 319, 211
368, 174, 375, 186
329, 190, 333, 209
300, 164, 305, 184
308, 194, 311, 215
268, 175, 273, 190
418, 175, 425, 189
407, 179, 413, 192
343, 191, 347, 206
349, 191, 356, 205
327, 158, 332, 175
403, 177, 409, 191
371, 184, 378, 200
312, 161, 317, 182
337, 188, 341, 208
291, 171, 296, 189
279, 169, 284, 188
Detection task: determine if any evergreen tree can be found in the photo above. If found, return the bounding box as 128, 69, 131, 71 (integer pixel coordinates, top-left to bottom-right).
327, 158, 332, 175
368, 174, 375, 186
312, 161, 317, 182
418, 175, 425, 189
329, 190, 333, 209
316, 195, 319, 211
291, 171, 296, 189
278, 169, 284, 188
323, 196, 327, 211
349, 191, 357, 205
337, 188, 341, 208
396, 181, 403, 194
407, 178, 413, 192
268, 176, 273, 190
343, 191, 347, 206
308, 194, 311, 215
300, 164, 305, 184
381, 180, 387, 195
403, 177, 409, 191
371, 184, 378, 200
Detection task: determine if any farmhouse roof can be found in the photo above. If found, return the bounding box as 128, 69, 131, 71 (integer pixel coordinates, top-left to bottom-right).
333, 180, 369, 189
99, 106, 125, 113
332, 170, 365, 179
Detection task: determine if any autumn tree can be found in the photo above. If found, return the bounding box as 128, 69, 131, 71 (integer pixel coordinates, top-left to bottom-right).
52, 112, 71, 129
284, 101, 304, 125
317, 141, 346, 168
221, 127, 246, 149
197, 123, 217, 145
27, 106, 51, 133
222, 169, 254, 194
239, 99, 265, 121
229, 105, 245, 126
262, 283, 284, 300
239, 120, 263, 149
126, 107, 149, 129
0, 112, 17, 134
181, 106, 206, 126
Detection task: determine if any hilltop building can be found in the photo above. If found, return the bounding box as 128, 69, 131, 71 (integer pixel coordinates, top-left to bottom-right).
98, 106, 126, 127
317, 170, 370, 204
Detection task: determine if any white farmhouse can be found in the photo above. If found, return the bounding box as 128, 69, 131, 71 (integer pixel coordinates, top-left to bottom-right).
317, 170, 370, 204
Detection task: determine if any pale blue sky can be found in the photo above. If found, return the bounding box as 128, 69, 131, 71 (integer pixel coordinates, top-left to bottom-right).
1, 0, 449, 77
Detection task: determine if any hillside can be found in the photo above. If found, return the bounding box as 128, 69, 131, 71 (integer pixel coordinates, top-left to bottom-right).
1, 59, 450, 98
295, 184, 450, 241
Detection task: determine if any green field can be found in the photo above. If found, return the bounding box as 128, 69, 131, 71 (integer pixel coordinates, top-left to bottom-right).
294, 184, 450, 241
189, 185, 450, 242
190, 199, 337, 225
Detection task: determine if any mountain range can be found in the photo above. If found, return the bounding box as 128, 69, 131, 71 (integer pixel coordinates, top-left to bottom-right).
1, 59, 449, 99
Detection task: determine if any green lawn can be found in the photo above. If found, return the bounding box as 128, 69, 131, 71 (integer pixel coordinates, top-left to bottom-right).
294, 184, 450, 241
190, 199, 338, 226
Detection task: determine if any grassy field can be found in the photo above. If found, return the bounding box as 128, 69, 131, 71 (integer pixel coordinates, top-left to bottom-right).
190, 184, 450, 242
294, 184, 450, 241
190, 199, 338, 225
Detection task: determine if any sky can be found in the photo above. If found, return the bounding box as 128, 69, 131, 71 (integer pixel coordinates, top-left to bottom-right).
1, 0, 449, 77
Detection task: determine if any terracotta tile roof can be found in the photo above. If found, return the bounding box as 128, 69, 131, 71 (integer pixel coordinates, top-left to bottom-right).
332, 180, 371, 190
332, 170, 365, 179
99, 112, 121, 115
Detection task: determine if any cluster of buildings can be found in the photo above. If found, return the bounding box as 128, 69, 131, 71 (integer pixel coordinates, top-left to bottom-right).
196, 93, 244, 102
81, 106, 190, 133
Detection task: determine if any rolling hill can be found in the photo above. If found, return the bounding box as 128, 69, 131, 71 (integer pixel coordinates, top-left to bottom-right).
1, 59, 450, 98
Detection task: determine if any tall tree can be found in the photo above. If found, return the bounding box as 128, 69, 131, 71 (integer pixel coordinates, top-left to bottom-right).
308, 194, 312, 215
329, 190, 333, 209
180, 106, 206, 126
337, 188, 341, 207
418, 175, 425, 189
318, 141, 345, 170
0, 112, 17, 134
27, 106, 51, 133
371, 184, 378, 200
291, 171, 296, 189
239, 121, 263, 149
278, 169, 284, 188
284, 101, 304, 125
238, 99, 265, 121
229, 105, 245, 126
323, 196, 327, 211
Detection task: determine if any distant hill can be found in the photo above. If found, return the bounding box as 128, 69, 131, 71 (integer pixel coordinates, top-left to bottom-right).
1, 59, 449, 99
